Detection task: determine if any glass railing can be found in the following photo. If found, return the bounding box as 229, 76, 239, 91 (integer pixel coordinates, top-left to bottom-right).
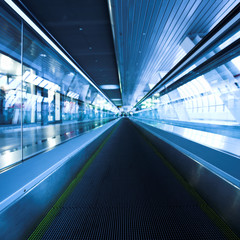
132, 4, 240, 171
0, 2, 118, 172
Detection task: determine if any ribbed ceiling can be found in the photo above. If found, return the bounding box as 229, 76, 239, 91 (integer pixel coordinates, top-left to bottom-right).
109, 0, 239, 108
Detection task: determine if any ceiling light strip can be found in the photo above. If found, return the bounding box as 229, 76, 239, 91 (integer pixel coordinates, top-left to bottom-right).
107, 0, 123, 99
4, 0, 117, 110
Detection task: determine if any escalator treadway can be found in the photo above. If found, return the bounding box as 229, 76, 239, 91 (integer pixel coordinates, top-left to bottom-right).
30, 118, 237, 239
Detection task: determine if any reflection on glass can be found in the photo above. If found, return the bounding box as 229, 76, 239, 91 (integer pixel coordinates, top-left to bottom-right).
134, 47, 240, 159
20, 24, 117, 164
182, 128, 225, 150
0, 2, 117, 172
0, 4, 22, 171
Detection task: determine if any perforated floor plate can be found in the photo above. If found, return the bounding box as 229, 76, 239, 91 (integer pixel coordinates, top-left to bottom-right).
35, 119, 232, 239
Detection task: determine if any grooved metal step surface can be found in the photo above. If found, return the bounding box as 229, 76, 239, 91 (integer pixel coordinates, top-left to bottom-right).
31, 118, 233, 239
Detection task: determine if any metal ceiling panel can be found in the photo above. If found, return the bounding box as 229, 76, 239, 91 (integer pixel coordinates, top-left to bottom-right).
109, 0, 239, 108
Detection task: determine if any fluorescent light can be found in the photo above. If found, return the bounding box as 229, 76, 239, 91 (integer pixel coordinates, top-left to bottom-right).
23, 71, 31, 81
100, 85, 119, 90
33, 77, 43, 85
25, 73, 36, 83
67, 91, 73, 97
67, 91, 79, 99
39, 79, 48, 88
45, 82, 54, 89
24, 72, 61, 92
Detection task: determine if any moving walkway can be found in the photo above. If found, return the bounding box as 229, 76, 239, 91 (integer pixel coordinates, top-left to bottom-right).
27, 118, 239, 239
